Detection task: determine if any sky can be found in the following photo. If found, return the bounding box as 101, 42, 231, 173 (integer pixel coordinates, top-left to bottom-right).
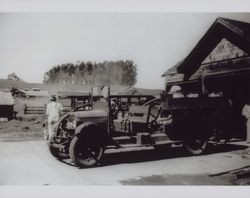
1, 12, 250, 89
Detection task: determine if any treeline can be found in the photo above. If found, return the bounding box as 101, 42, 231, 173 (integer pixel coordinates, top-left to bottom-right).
43, 60, 137, 86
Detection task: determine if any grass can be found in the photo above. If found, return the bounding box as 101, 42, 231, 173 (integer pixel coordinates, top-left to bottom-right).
0, 96, 48, 141
0, 114, 45, 141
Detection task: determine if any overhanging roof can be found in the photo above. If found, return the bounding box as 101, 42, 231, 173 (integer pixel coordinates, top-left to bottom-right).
116, 86, 162, 96
176, 17, 250, 79
162, 60, 183, 77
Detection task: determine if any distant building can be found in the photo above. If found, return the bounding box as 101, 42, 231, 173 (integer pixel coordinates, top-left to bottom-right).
0, 92, 15, 120
57, 91, 93, 109
19, 89, 49, 98
32, 88, 40, 91
116, 86, 163, 98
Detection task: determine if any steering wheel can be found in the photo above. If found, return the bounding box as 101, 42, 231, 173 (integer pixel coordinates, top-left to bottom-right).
72, 103, 93, 112
119, 103, 129, 111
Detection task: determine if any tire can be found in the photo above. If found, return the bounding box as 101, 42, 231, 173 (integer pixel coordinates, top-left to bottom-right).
185, 138, 207, 155
49, 145, 69, 160
69, 136, 104, 168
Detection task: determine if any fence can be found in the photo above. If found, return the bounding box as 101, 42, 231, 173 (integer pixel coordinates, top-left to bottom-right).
24, 104, 46, 114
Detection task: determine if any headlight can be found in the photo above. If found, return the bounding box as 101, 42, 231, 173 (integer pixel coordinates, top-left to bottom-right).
72, 119, 78, 129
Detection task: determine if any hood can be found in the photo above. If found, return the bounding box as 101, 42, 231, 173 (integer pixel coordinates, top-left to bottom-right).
70, 109, 108, 119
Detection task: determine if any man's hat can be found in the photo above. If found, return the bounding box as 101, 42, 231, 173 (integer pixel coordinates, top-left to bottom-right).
50, 95, 56, 101
169, 85, 181, 94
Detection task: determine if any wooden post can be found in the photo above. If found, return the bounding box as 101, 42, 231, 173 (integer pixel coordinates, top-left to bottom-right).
24, 104, 27, 114
107, 85, 111, 134
44, 104, 47, 114
201, 75, 206, 95
128, 97, 131, 106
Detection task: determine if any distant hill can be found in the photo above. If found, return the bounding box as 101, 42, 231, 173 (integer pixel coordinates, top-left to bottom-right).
0, 79, 162, 98
0, 79, 89, 94
0, 79, 125, 95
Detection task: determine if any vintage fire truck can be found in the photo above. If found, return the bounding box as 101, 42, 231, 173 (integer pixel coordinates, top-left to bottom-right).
46, 79, 247, 168
47, 17, 250, 168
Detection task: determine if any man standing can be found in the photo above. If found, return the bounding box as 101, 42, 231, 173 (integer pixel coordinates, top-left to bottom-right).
45, 95, 63, 140
242, 102, 250, 143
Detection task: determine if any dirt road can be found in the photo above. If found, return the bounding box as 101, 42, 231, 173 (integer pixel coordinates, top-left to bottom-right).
1, 140, 250, 185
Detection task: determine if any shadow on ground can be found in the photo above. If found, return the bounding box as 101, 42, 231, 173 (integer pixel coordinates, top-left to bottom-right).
120, 173, 236, 185
99, 143, 248, 167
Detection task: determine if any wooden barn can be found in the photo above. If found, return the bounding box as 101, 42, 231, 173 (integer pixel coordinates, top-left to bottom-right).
162, 17, 250, 96
0, 92, 15, 120
116, 86, 162, 98
162, 17, 250, 139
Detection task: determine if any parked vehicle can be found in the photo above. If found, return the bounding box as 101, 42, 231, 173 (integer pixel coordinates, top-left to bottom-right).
47, 17, 250, 168
47, 94, 166, 167
47, 68, 249, 168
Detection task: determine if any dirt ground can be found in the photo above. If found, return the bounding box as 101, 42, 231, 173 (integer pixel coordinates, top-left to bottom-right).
0, 140, 250, 185
0, 115, 45, 141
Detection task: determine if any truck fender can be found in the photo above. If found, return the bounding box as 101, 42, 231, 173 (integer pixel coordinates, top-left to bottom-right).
74, 122, 111, 147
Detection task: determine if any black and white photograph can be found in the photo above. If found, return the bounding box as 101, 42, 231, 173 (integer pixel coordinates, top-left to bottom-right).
1, 1, 250, 196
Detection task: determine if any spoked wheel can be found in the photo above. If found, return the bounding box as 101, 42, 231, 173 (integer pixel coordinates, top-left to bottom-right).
69, 136, 104, 168
185, 138, 207, 155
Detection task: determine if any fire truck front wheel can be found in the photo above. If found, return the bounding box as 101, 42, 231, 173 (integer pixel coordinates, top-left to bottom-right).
69, 136, 104, 168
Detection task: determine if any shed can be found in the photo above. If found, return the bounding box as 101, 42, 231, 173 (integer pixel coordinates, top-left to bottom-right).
0, 92, 15, 120
22, 90, 49, 97
57, 91, 94, 109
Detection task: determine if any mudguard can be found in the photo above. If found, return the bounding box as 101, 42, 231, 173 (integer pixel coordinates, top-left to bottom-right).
74, 122, 114, 147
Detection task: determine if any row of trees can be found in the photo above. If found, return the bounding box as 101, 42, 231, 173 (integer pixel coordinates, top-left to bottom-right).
43, 60, 137, 86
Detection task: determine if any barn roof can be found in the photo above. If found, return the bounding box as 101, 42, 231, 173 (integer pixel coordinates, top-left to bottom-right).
164, 17, 250, 80
0, 92, 15, 105
22, 90, 49, 97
